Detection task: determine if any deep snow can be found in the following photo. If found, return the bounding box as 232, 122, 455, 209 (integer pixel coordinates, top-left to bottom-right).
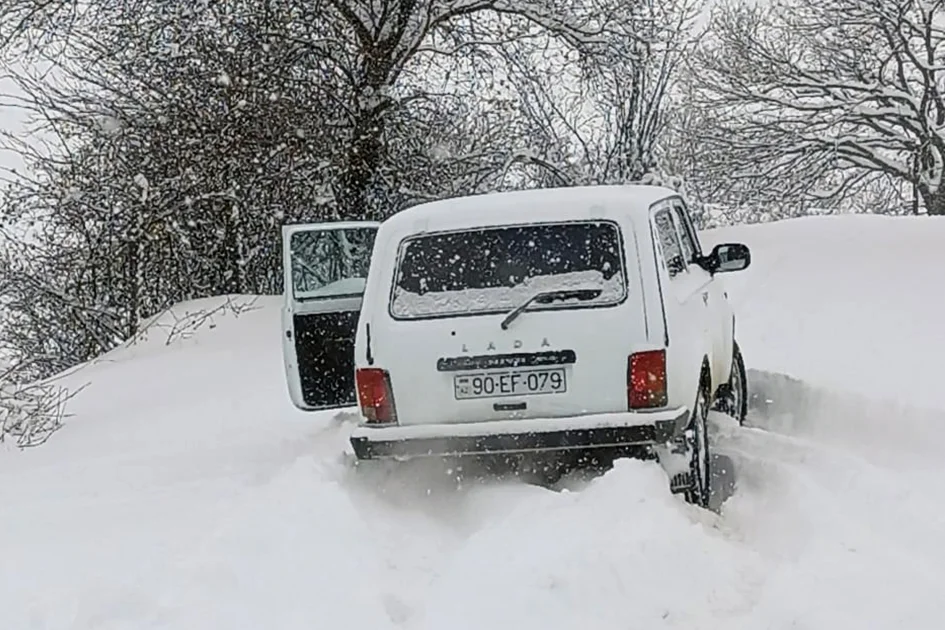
2, 215, 945, 629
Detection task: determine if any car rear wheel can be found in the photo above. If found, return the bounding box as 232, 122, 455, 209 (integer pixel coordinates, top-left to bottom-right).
713, 340, 748, 426
684, 378, 711, 509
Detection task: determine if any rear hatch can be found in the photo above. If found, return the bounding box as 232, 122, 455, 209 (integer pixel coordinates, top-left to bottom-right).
373, 219, 648, 426
282, 220, 379, 411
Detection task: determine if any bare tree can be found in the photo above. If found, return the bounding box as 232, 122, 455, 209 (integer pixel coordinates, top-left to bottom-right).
691, 0, 945, 216
301, 0, 638, 217
492, 0, 704, 188
0, 0, 81, 54
0, 0, 646, 383
0, 357, 80, 448
0, 0, 349, 375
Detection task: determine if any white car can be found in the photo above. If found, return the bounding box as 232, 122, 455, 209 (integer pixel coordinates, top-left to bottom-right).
281, 185, 750, 507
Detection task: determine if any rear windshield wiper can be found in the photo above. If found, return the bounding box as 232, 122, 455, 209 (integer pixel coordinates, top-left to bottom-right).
500, 288, 603, 330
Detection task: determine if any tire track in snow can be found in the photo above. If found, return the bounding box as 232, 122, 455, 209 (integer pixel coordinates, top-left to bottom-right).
717, 436, 945, 628
709, 370, 945, 628
719, 425, 945, 578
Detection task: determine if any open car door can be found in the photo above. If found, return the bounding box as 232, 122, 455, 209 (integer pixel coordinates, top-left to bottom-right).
282, 221, 380, 410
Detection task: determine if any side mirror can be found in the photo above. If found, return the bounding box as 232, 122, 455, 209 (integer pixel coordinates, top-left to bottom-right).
700, 242, 751, 274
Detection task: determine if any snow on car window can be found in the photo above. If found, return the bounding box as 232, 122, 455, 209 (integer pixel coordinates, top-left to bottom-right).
390, 221, 627, 319
290, 227, 376, 300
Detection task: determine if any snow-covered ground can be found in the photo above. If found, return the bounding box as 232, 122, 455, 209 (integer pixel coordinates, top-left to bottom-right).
2, 215, 944, 629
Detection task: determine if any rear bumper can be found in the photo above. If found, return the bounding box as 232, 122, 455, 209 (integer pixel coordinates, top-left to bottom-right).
349, 407, 690, 460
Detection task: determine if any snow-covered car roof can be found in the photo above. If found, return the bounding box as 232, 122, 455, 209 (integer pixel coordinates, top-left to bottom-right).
382, 185, 678, 237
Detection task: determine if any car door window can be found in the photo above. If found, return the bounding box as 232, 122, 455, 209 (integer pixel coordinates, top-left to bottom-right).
676, 202, 702, 256
670, 202, 699, 264
653, 208, 686, 278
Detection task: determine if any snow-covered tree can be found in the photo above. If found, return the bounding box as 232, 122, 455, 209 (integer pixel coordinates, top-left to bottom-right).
0, 0, 668, 380
496, 0, 704, 188
691, 0, 945, 215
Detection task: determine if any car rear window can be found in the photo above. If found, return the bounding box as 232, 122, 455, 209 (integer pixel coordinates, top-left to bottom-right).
390, 220, 627, 319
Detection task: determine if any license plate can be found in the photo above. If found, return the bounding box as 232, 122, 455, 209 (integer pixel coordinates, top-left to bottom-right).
453, 367, 567, 400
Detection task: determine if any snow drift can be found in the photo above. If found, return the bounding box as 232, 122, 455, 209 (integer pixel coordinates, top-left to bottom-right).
2, 215, 944, 629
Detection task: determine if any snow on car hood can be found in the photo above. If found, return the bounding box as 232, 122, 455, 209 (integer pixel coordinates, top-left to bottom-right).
390, 270, 626, 318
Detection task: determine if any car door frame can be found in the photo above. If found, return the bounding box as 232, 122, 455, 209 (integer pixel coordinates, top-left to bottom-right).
669, 198, 731, 386
649, 199, 711, 407
281, 220, 381, 411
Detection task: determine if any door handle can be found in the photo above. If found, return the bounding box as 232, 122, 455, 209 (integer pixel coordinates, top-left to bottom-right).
702, 292, 709, 306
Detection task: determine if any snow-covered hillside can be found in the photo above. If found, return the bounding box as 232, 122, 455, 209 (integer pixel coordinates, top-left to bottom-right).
2, 215, 944, 629
703, 215, 945, 412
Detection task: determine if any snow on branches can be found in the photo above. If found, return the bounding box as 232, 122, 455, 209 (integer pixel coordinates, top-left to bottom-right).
691, 0, 945, 215
0, 360, 80, 448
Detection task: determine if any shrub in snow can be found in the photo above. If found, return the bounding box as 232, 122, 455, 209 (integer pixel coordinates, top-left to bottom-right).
0, 363, 78, 448
128, 295, 262, 348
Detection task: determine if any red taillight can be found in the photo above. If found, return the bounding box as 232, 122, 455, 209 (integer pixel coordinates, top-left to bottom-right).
356, 367, 398, 425
628, 350, 668, 409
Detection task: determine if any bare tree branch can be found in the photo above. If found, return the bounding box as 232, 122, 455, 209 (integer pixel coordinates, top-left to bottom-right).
689, 0, 945, 215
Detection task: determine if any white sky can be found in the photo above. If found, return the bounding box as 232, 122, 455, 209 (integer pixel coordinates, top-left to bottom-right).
0, 74, 28, 183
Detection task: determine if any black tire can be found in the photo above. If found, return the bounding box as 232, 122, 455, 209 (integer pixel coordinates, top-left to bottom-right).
684, 378, 712, 509
714, 340, 748, 426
